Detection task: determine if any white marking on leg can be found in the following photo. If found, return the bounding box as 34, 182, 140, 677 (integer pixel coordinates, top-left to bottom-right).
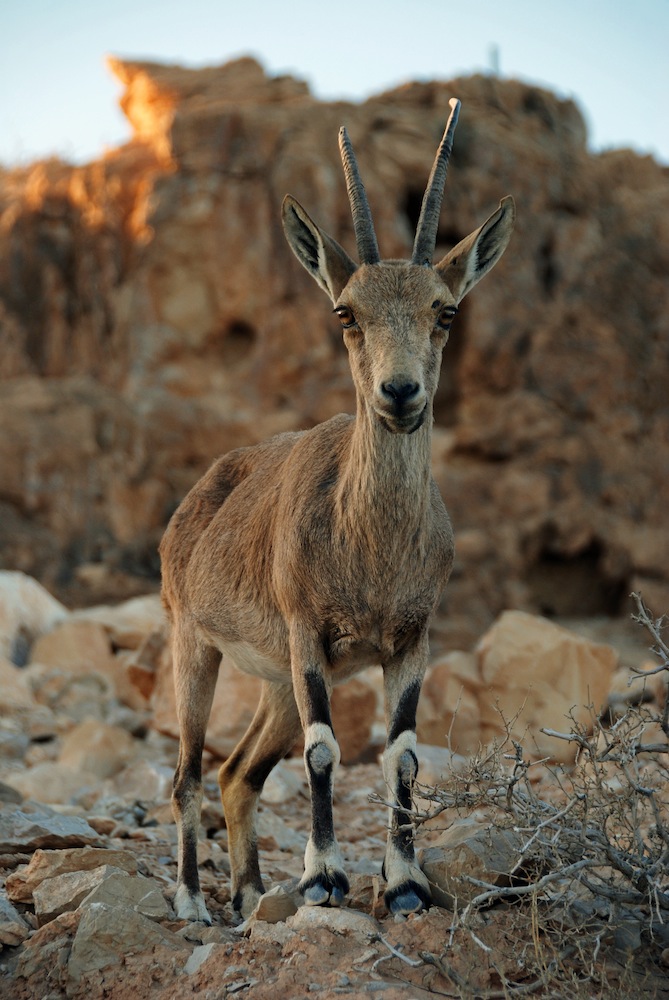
382, 729, 417, 790
174, 882, 212, 923
303, 722, 340, 767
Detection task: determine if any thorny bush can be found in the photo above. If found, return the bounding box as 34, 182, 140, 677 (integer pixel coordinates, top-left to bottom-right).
371, 595, 669, 997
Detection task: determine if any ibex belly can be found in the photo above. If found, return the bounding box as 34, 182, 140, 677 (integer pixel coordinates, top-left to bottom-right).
216, 639, 291, 684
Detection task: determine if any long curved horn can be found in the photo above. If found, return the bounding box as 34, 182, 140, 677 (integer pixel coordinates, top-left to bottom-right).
411, 98, 461, 266
338, 126, 381, 265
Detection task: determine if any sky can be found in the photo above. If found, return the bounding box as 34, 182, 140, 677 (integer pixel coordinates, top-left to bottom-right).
1, 0, 668, 167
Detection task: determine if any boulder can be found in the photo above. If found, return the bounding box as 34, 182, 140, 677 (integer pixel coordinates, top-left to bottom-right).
414, 744, 469, 789
72, 594, 166, 649
58, 719, 138, 779
475, 611, 617, 762
30, 618, 116, 677
418, 652, 482, 754
67, 902, 188, 981
29, 617, 146, 708
110, 757, 174, 802
0, 571, 68, 665
330, 678, 377, 764
419, 817, 524, 909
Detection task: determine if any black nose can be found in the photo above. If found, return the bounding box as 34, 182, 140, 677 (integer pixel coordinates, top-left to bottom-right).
381, 380, 420, 405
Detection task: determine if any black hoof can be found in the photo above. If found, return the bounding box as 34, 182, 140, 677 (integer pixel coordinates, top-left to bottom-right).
384, 879, 431, 916
299, 870, 349, 907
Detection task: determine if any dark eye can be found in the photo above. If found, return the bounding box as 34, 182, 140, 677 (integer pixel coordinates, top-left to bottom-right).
436, 305, 458, 330
334, 306, 357, 329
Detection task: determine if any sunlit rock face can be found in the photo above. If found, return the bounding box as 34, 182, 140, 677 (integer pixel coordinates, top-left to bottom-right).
0, 57, 668, 630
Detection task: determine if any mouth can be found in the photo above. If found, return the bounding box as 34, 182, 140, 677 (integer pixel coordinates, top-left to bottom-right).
376, 404, 427, 435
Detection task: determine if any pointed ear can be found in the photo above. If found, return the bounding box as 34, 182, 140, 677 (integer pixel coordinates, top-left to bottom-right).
435, 196, 515, 304
282, 195, 357, 303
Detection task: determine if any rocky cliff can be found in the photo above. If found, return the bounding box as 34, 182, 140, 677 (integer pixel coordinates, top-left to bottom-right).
1, 57, 668, 639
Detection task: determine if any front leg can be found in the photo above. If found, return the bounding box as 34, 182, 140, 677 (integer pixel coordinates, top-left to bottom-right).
291, 627, 349, 907
382, 636, 432, 915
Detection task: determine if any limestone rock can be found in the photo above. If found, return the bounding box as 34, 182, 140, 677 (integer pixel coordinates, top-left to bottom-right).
256, 807, 307, 852
30, 619, 115, 678
287, 905, 378, 936
242, 880, 301, 928
0, 892, 31, 945
15, 910, 80, 982
260, 762, 306, 805
110, 757, 173, 801
58, 719, 138, 779
414, 743, 470, 788
6, 846, 138, 903
0, 804, 103, 852
183, 941, 222, 975
0, 654, 35, 711
72, 594, 166, 649
2, 761, 99, 805
419, 817, 524, 908
418, 652, 482, 754
33, 864, 129, 925
475, 611, 617, 762
152, 649, 262, 758
79, 872, 171, 921
67, 901, 188, 981
0, 571, 68, 665
0, 61, 666, 640
331, 677, 378, 764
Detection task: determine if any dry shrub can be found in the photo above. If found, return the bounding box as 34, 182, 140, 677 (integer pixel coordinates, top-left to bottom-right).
374, 595, 669, 997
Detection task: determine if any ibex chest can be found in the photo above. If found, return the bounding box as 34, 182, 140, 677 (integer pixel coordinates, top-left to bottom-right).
321, 587, 437, 672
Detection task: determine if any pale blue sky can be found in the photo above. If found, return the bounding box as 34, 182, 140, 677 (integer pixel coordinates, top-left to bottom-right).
1, 0, 667, 165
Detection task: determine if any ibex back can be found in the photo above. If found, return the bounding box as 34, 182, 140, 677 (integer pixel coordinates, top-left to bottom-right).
160, 99, 515, 923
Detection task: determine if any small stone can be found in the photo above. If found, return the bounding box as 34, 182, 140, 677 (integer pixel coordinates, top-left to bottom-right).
260, 762, 306, 805
0, 780, 22, 804
246, 880, 301, 926
256, 808, 306, 851
111, 758, 173, 801
183, 942, 220, 975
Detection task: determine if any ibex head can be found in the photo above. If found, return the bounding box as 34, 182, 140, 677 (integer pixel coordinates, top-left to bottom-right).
282, 100, 515, 434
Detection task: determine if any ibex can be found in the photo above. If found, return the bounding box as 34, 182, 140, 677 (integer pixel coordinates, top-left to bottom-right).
160, 99, 515, 923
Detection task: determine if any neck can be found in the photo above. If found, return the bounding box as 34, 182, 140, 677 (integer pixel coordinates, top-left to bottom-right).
336, 394, 433, 542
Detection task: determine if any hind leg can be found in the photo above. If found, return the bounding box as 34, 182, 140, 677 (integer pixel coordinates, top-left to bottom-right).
171, 623, 220, 923
219, 680, 300, 918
